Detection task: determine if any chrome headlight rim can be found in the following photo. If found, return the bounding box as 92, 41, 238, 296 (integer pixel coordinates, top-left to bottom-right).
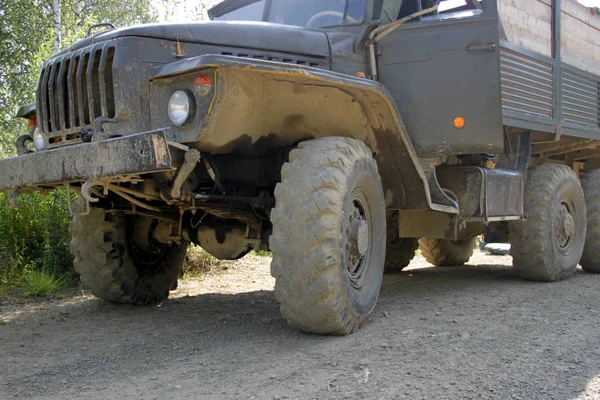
33, 127, 45, 151
168, 90, 196, 128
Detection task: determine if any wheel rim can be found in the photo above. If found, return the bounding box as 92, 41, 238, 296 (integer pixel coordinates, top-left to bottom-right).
555, 200, 576, 255
345, 189, 372, 289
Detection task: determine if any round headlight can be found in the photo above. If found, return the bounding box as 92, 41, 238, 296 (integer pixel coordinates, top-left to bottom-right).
168, 90, 195, 127
33, 127, 45, 150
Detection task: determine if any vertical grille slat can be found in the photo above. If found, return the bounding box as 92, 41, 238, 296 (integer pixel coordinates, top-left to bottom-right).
37, 44, 116, 144
86, 50, 98, 123
47, 61, 58, 133
77, 52, 90, 126
56, 58, 67, 131
67, 55, 78, 128
98, 45, 109, 117
38, 68, 49, 134
97, 46, 116, 119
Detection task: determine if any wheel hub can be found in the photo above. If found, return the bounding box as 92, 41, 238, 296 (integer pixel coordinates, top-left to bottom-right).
556, 203, 575, 248
346, 200, 370, 279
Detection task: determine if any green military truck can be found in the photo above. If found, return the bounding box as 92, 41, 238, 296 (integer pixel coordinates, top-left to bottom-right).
3, 0, 600, 334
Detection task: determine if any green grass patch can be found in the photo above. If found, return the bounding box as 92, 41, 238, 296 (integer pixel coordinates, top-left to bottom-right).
20, 267, 66, 297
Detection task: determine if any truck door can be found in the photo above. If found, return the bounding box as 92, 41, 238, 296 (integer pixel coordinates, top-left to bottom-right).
377, 0, 503, 158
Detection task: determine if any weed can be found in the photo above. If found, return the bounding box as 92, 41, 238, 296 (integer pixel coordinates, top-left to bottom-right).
20, 267, 66, 297
183, 245, 233, 278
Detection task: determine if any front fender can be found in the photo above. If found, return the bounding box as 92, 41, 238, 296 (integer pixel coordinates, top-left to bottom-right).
151, 55, 447, 212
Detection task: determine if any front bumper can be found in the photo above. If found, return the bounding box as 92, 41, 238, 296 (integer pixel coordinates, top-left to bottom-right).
0, 130, 173, 192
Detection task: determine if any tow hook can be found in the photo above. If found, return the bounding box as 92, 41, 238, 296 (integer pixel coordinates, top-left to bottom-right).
170, 149, 201, 199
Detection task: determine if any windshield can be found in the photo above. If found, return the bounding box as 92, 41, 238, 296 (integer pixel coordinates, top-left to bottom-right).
211, 0, 367, 28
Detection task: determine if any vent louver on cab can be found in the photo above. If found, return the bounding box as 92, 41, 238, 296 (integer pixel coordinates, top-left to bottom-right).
221, 51, 322, 67
37, 44, 116, 144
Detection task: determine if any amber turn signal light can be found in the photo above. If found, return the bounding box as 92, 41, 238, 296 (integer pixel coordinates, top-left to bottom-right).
454, 117, 465, 129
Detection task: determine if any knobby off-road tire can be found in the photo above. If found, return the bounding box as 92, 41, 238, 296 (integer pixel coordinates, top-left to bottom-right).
270, 137, 386, 335
384, 211, 418, 273
579, 170, 600, 273
509, 164, 586, 281
69, 204, 187, 305
418, 237, 476, 267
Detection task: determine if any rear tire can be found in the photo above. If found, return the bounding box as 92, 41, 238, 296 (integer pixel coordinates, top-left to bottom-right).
270, 137, 386, 335
69, 203, 187, 304
579, 170, 600, 273
509, 164, 586, 281
418, 237, 476, 267
384, 211, 418, 273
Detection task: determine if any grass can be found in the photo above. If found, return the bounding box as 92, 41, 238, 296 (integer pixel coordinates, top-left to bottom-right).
183, 245, 233, 278
20, 267, 66, 297
0, 284, 8, 303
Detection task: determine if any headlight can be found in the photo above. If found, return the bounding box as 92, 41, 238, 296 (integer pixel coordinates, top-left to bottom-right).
168, 90, 195, 127
33, 127, 45, 150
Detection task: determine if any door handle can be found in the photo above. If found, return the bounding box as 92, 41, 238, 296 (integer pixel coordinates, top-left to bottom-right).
467, 43, 497, 52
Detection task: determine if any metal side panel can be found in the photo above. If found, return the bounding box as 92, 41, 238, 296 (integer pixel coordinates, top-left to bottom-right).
561, 67, 600, 137
0, 130, 172, 192
485, 168, 523, 219
500, 43, 555, 125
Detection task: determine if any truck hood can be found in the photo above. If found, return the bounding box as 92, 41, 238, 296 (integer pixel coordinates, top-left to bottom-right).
62, 21, 330, 59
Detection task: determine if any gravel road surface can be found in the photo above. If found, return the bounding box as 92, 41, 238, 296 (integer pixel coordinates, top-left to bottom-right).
1, 251, 600, 399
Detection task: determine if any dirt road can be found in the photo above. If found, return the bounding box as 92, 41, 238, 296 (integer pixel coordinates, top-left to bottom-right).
1, 251, 600, 399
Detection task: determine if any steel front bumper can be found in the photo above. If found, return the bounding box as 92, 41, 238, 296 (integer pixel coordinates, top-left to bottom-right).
0, 131, 173, 192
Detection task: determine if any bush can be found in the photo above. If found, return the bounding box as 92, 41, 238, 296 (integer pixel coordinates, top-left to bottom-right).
0, 189, 75, 287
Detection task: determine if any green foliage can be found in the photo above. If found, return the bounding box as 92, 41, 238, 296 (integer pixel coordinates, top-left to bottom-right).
0, 189, 75, 287
0, 0, 159, 156
20, 266, 66, 296
0, 0, 54, 156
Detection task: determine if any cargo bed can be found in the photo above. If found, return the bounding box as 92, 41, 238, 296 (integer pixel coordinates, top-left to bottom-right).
498, 0, 600, 141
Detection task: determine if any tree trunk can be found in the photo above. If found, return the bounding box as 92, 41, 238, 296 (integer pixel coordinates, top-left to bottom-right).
75, 0, 82, 35
52, 0, 61, 52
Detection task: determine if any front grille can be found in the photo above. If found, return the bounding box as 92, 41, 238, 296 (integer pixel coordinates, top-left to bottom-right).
37, 44, 116, 144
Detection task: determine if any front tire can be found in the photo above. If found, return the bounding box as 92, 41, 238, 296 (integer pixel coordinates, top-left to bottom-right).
418, 238, 476, 267
270, 137, 386, 335
509, 164, 586, 281
69, 204, 187, 304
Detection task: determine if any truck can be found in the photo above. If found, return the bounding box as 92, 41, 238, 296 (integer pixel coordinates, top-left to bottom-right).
2, 0, 600, 335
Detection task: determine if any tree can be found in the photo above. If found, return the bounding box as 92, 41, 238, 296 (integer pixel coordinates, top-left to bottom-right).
0, 0, 159, 157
